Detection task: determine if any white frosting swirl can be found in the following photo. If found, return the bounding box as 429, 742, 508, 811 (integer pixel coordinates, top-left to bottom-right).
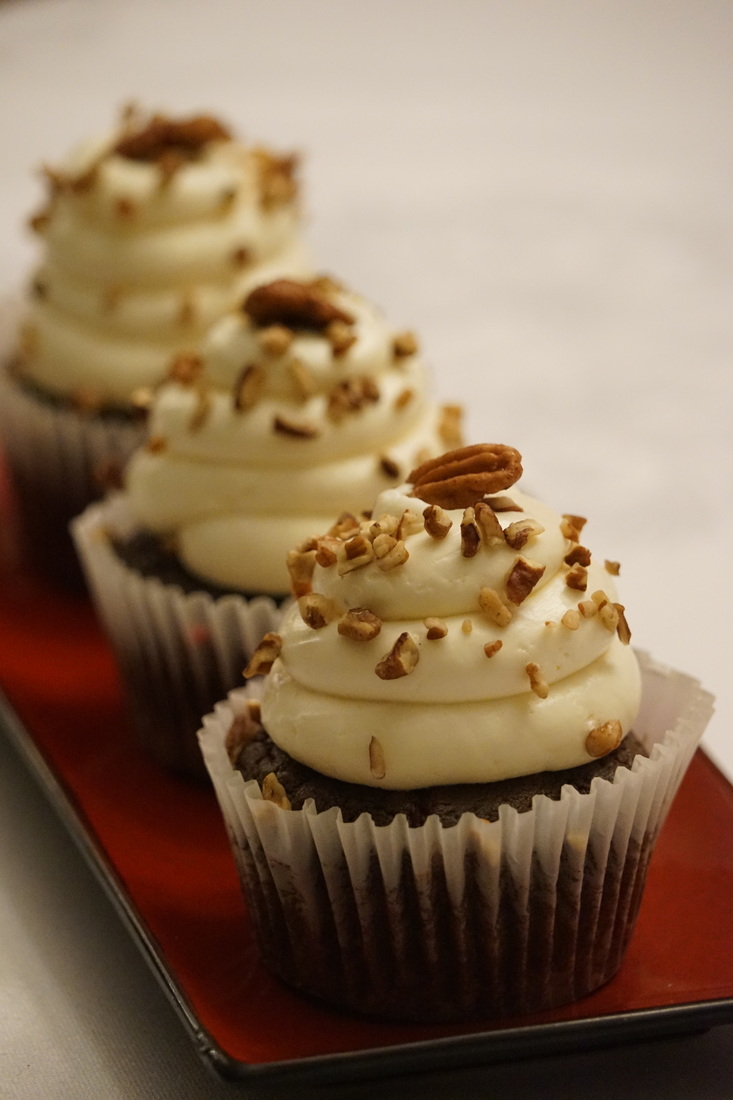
125, 282, 454, 594
19, 112, 309, 406
261, 481, 642, 788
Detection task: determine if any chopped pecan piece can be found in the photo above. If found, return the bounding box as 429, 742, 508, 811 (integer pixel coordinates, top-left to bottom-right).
504, 518, 545, 550
314, 537, 340, 567
370, 513, 401, 539
564, 545, 592, 567
561, 514, 587, 541
395, 510, 423, 540
424, 617, 448, 640
615, 604, 632, 645
505, 557, 545, 605
258, 324, 293, 356
243, 278, 354, 331
114, 113, 230, 163
409, 444, 522, 509
392, 330, 419, 358
168, 353, 202, 385
225, 707, 262, 765
484, 640, 503, 658
394, 387, 414, 411
327, 512, 361, 539
234, 364, 266, 411
298, 592, 341, 629
605, 560, 621, 575
327, 376, 380, 421
243, 632, 282, 678
369, 737, 387, 780
261, 772, 291, 810
578, 599, 597, 618
561, 609, 581, 630
438, 404, 464, 448
325, 319, 357, 356
423, 504, 452, 540
372, 534, 409, 571
337, 535, 375, 575
338, 607, 382, 641
375, 632, 419, 679
273, 413, 320, 439
288, 359, 317, 401
488, 494, 523, 513
379, 455, 401, 480
461, 619, 473, 634
474, 501, 505, 547
478, 587, 512, 627
565, 563, 588, 592
526, 662, 549, 699
585, 720, 623, 758
460, 507, 481, 557
252, 148, 299, 210
287, 548, 317, 598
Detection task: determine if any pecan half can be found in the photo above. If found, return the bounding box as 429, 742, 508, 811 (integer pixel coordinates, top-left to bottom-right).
408, 444, 523, 509
243, 278, 354, 331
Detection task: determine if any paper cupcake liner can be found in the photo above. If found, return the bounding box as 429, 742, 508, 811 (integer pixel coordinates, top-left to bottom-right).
72, 494, 288, 778
0, 300, 145, 589
199, 654, 714, 1022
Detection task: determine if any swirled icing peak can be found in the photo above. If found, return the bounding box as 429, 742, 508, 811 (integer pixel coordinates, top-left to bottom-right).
16, 104, 310, 407
124, 275, 461, 594
251, 444, 642, 788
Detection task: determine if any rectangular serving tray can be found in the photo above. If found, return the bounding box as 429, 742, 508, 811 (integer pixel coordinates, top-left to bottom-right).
1, 512, 732, 1087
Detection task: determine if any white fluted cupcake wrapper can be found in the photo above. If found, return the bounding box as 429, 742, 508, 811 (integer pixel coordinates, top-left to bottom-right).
72, 493, 288, 777
199, 654, 713, 1021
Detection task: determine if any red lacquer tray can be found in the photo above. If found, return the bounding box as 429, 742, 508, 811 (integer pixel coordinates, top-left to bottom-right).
1, 485, 732, 1087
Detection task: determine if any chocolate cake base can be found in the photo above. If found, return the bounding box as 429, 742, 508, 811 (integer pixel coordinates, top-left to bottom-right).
233, 727, 646, 827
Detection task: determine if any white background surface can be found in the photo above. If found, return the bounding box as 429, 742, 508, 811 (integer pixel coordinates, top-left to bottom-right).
0, 0, 731, 1096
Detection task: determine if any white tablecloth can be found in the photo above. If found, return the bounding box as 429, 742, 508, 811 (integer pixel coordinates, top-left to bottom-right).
0, 0, 731, 1095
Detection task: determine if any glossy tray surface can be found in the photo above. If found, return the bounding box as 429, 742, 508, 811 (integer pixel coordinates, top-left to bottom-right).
1, 500, 733, 1085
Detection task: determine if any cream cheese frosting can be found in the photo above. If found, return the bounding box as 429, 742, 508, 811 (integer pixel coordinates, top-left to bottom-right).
17, 107, 309, 407
124, 276, 461, 594
255, 444, 642, 788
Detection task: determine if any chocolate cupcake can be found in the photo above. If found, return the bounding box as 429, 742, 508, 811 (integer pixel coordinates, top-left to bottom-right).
0, 104, 309, 588
73, 276, 460, 777
199, 443, 713, 1022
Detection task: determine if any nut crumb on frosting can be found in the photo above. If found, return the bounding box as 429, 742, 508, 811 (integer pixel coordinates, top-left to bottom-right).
585, 719, 623, 758
338, 607, 382, 641
438, 404, 464, 448
483, 640, 503, 658
273, 413, 320, 439
565, 563, 588, 591
243, 632, 282, 678
561, 608, 581, 630
423, 504, 453, 540
561, 514, 587, 541
478, 586, 513, 627
233, 363, 266, 411
372, 534, 409, 571
605, 560, 621, 575
474, 501, 505, 548
460, 508, 481, 558
288, 359, 317, 401
526, 662, 549, 699
424, 617, 448, 639
506, 556, 546, 605
379, 455, 401, 480
565, 545, 592, 567
375, 632, 419, 679
258, 324, 293, 357
461, 619, 473, 634
504, 518, 545, 551
299, 592, 341, 629
337, 534, 375, 575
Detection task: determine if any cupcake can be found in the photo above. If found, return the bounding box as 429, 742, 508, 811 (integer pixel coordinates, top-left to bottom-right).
73, 275, 460, 777
0, 104, 309, 587
199, 443, 713, 1022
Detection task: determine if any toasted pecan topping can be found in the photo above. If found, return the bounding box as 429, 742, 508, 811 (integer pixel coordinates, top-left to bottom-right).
225, 706, 262, 766
325, 319, 357, 356
585, 719, 623, 758
408, 444, 522, 509
273, 413, 320, 439
506, 557, 545, 605
370, 513, 400, 540
578, 599, 597, 618
438, 404, 464, 448
565, 563, 588, 592
243, 278, 353, 331
565, 545, 592, 567
484, 640, 503, 658
488, 495, 523, 513
372, 534, 409, 571
478, 587, 513, 627
375, 632, 419, 679
561, 609, 581, 630
338, 607, 382, 641
461, 619, 473, 634
327, 512, 361, 539
369, 736, 387, 780
233, 364, 266, 411
288, 359, 317, 402
258, 324, 293, 356
504, 518, 545, 551
261, 772, 291, 810
298, 592, 341, 629
392, 331, 419, 358
327, 376, 380, 421
395, 509, 423, 540
561, 514, 587, 541
605, 560, 621, 575
526, 662, 549, 699
598, 601, 620, 633
113, 113, 231, 164
314, 537, 340, 567
243, 632, 282, 677
460, 507, 481, 558
615, 604, 632, 645
423, 504, 453, 540
378, 455, 400, 480
394, 387, 414, 411
287, 548, 317, 598
474, 500, 505, 547
168, 354, 203, 384
252, 147, 299, 210
424, 617, 448, 640
337, 534, 375, 575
